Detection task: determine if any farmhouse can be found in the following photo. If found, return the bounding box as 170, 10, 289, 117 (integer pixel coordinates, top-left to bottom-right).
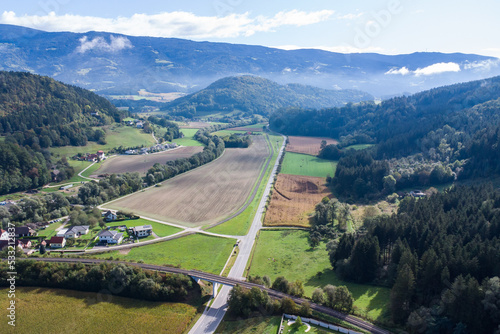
98, 230, 123, 244
15, 226, 36, 238
48, 236, 66, 248
129, 225, 153, 238
97, 150, 105, 160
136, 121, 144, 129
103, 210, 117, 222
64, 225, 90, 238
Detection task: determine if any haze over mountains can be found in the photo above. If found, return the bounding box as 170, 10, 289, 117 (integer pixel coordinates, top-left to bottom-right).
1, 24, 499, 98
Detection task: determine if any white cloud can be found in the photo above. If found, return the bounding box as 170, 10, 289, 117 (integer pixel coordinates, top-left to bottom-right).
0, 10, 334, 39
337, 12, 364, 20
463, 59, 500, 71
386, 62, 461, 76
77, 35, 133, 53
414, 62, 461, 76
385, 67, 410, 75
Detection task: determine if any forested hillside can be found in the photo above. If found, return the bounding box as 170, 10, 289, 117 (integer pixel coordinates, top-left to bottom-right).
0, 71, 128, 195
271, 76, 500, 200
163, 76, 373, 118
324, 185, 500, 332
0, 71, 126, 148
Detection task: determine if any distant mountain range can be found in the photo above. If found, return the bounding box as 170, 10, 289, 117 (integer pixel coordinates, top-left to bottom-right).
163, 76, 373, 117
1, 24, 499, 97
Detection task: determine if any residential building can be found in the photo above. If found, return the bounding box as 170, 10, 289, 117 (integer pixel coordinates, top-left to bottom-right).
0, 229, 8, 240
103, 210, 117, 222
15, 226, 36, 238
48, 236, 66, 248
98, 230, 123, 244
130, 225, 153, 238
64, 225, 90, 238
56, 228, 68, 237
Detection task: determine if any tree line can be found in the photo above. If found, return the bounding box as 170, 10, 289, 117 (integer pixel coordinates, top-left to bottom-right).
0, 261, 197, 302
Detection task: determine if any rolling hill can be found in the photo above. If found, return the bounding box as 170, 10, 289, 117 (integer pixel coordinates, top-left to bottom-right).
1, 24, 499, 97
163, 76, 373, 117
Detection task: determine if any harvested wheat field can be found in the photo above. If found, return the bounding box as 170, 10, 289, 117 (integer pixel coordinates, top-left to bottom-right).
264, 174, 332, 227
93, 146, 204, 175
107, 135, 270, 227
286, 136, 338, 156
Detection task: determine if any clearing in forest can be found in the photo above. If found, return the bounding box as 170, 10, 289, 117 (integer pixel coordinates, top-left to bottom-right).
264, 174, 332, 228
107, 135, 269, 227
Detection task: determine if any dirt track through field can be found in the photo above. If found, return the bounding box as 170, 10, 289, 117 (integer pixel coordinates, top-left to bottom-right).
264, 174, 332, 227
286, 136, 338, 156
94, 146, 203, 175
108, 135, 270, 227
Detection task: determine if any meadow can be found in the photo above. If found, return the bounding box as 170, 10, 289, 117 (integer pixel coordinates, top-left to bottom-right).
93, 233, 236, 274
50, 125, 156, 157
247, 230, 390, 322
175, 128, 205, 147
0, 287, 198, 334
281, 152, 337, 178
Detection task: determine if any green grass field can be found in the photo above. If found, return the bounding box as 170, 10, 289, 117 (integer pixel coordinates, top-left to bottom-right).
343, 144, 374, 151
281, 152, 337, 178
175, 128, 204, 147
216, 316, 281, 334
208, 135, 283, 236
92, 233, 235, 274
106, 218, 182, 237
247, 230, 390, 322
36, 221, 65, 238
0, 287, 198, 334
50, 125, 156, 157
282, 320, 340, 334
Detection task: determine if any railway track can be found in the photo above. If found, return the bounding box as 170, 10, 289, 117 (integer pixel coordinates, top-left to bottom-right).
17, 257, 390, 334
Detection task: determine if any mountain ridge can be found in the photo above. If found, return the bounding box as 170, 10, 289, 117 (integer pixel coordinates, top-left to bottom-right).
1, 24, 499, 97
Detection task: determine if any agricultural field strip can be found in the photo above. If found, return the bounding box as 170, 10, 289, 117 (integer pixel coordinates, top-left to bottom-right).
207, 134, 275, 229
106, 135, 269, 227
25, 257, 387, 334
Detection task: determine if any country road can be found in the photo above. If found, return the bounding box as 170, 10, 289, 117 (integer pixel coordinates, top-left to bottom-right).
188, 134, 286, 334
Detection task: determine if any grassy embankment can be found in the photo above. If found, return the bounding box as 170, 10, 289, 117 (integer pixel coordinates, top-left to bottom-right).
207, 134, 282, 236
0, 287, 198, 334
91, 234, 235, 274
247, 229, 390, 323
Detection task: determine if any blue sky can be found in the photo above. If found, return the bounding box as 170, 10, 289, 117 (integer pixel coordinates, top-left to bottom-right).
1, 0, 499, 57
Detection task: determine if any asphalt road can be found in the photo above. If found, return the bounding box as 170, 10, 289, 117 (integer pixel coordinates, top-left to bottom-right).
188, 135, 286, 334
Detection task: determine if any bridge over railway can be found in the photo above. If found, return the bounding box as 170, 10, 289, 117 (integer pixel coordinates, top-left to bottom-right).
19, 257, 391, 334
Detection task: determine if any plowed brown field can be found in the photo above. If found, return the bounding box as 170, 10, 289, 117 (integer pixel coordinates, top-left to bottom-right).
107, 135, 270, 227
94, 146, 203, 175
264, 174, 332, 227
286, 136, 338, 156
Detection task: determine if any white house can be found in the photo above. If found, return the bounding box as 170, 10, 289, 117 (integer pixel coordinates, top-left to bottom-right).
49, 236, 66, 248
56, 228, 69, 237
0, 229, 8, 240
103, 210, 117, 222
98, 230, 123, 244
130, 225, 153, 238
64, 225, 90, 238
